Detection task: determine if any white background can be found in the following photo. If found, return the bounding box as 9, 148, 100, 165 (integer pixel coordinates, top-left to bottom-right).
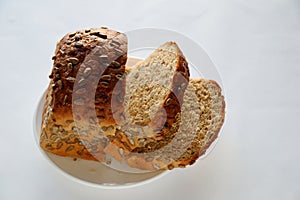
1, 0, 300, 199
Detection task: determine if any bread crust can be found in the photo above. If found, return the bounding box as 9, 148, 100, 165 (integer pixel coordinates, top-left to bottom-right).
40, 27, 127, 161
172, 80, 225, 167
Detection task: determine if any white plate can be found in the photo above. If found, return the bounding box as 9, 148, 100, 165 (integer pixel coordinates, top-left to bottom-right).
33, 88, 168, 189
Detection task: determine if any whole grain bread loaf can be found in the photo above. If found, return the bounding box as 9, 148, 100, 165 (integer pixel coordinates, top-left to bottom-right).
40, 29, 225, 171
40, 27, 127, 161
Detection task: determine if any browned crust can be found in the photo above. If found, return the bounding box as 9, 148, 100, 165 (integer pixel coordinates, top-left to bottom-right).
149, 42, 190, 135
50, 27, 127, 126
40, 83, 101, 161
40, 27, 127, 161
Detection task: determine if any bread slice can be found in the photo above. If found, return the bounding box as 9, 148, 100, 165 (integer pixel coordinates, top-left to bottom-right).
40, 27, 127, 161
122, 78, 225, 170
107, 42, 190, 153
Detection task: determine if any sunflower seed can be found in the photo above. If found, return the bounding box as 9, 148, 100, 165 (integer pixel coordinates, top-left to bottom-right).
74, 98, 85, 105
65, 120, 74, 124
115, 48, 124, 55
115, 73, 123, 80
65, 145, 74, 152
52, 126, 58, 133
65, 138, 75, 144
57, 80, 62, 89
50, 134, 57, 140
41, 133, 47, 139
124, 131, 131, 137
83, 67, 91, 76
89, 117, 96, 124
165, 97, 173, 106
100, 81, 109, 88
101, 75, 111, 81
75, 88, 87, 94
63, 95, 68, 105
74, 41, 83, 48
74, 34, 81, 41
67, 62, 73, 71
138, 138, 145, 143
107, 126, 114, 131
58, 125, 63, 131
79, 131, 88, 136
111, 40, 120, 46
67, 57, 79, 65
118, 148, 124, 155
153, 163, 160, 170
78, 78, 86, 86
66, 77, 76, 82
56, 142, 63, 149
129, 138, 135, 145
100, 55, 109, 64
110, 61, 121, 69
45, 144, 54, 150
54, 137, 61, 143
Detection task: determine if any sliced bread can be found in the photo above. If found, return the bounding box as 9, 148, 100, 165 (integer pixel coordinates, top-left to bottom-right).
118, 78, 225, 170
107, 41, 190, 153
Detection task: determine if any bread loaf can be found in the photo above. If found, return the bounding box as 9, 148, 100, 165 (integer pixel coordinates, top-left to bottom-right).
40, 27, 127, 161
107, 42, 190, 154
40, 29, 225, 171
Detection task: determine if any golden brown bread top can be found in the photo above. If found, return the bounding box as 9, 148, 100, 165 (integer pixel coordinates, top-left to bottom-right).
49, 27, 127, 125
40, 27, 127, 162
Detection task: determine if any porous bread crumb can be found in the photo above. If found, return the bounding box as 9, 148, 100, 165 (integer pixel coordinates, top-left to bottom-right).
111, 41, 189, 153
124, 78, 225, 170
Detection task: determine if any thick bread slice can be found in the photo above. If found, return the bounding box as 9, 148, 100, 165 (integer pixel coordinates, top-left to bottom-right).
123, 78, 225, 170
40, 27, 127, 161
108, 42, 189, 153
